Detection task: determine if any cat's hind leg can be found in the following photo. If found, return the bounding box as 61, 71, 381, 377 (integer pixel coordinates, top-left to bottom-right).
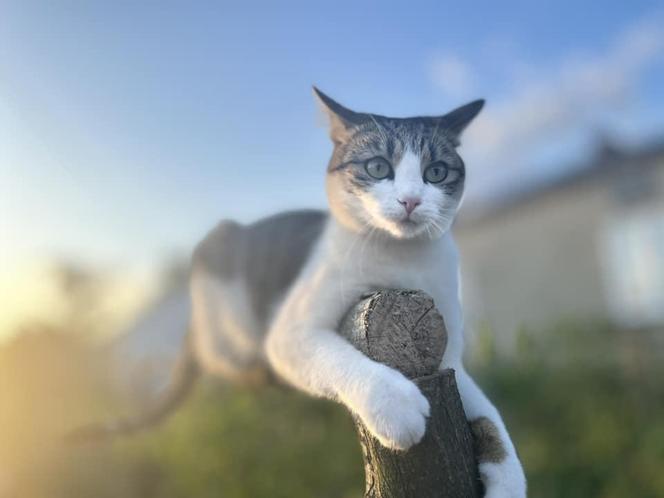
190, 270, 268, 384
455, 367, 527, 498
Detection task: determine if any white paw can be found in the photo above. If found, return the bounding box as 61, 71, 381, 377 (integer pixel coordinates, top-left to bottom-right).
354, 365, 430, 451
484, 488, 527, 498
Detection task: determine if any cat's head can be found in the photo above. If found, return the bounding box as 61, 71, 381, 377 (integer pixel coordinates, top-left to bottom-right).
316, 87, 483, 240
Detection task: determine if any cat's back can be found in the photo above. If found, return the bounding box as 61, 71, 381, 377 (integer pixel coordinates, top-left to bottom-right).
192, 209, 328, 325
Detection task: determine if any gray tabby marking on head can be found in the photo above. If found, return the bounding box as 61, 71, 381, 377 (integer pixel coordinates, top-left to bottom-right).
315, 87, 484, 238
315, 88, 482, 164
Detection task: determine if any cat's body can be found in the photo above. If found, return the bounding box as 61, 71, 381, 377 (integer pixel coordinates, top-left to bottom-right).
191, 209, 463, 383
78, 89, 526, 497
191, 209, 327, 364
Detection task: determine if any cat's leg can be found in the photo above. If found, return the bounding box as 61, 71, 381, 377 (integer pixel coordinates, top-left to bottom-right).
190, 271, 267, 383
265, 276, 430, 450
454, 367, 527, 498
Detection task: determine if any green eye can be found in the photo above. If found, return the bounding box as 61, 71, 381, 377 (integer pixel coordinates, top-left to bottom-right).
365, 157, 393, 180
423, 162, 449, 183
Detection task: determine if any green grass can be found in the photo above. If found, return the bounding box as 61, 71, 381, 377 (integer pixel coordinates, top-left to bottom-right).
2, 319, 663, 497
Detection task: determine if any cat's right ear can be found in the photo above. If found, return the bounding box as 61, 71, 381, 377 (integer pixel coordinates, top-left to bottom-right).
313, 87, 366, 144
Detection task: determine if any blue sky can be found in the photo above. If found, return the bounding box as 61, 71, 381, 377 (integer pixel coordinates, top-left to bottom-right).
2, 0, 664, 272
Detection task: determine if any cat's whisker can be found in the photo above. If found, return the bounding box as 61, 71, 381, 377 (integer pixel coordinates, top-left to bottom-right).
429, 218, 445, 238
358, 225, 378, 280
426, 223, 436, 241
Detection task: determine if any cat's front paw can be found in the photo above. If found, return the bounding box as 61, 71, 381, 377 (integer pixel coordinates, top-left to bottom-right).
355, 365, 430, 451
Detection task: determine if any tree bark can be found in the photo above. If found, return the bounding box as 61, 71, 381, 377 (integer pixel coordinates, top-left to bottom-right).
339, 289, 481, 498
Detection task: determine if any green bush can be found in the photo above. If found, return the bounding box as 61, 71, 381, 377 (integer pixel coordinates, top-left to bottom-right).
1, 318, 663, 497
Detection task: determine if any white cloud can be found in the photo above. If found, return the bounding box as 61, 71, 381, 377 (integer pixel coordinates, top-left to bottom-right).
429, 54, 476, 98
471, 16, 663, 157
430, 13, 664, 200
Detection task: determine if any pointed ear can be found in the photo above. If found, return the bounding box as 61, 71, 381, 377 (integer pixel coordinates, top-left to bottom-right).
439, 99, 485, 139
313, 86, 367, 143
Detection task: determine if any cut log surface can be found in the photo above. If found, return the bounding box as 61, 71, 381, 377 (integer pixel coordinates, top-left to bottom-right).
339, 290, 481, 498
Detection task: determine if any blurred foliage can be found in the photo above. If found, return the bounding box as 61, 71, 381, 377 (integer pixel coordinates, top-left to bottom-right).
0, 325, 363, 498
473, 319, 664, 498
0, 313, 663, 497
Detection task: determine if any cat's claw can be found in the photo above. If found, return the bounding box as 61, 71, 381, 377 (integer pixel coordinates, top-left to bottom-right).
355, 366, 430, 451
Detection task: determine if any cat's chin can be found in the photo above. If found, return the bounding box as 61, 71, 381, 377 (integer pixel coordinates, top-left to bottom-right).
379, 218, 433, 240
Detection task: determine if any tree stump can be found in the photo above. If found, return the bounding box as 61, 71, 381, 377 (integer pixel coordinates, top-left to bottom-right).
339, 289, 481, 498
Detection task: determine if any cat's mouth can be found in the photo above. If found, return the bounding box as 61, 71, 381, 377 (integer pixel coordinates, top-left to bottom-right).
395, 211, 426, 225
370, 210, 430, 239
398, 218, 419, 227
389, 216, 428, 238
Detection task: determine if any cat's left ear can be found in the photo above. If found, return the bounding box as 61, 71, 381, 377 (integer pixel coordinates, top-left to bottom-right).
313, 86, 368, 144
438, 99, 485, 143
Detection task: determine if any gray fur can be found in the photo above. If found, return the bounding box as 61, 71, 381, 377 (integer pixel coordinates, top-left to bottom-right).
470, 416, 507, 463
331, 117, 466, 199
193, 209, 328, 328
317, 88, 480, 207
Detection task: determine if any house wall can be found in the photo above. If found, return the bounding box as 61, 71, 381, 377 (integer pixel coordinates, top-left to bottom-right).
454, 177, 614, 354
599, 156, 664, 327
455, 154, 664, 355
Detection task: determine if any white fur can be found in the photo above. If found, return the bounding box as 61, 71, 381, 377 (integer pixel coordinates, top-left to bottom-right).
456, 369, 527, 497
264, 220, 525, 495
265, 220, 452, 449
191, 273, 263, 380
193, 146, 526, 496
359, 150, 452, 239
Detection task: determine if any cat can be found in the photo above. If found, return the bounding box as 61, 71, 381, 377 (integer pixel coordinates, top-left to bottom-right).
74, 88, 526, 498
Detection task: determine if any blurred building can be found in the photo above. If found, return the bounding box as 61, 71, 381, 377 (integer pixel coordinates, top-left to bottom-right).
455, 139, 664, 353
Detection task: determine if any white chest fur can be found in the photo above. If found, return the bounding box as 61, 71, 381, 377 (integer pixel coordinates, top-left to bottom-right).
310, 220, 465, 365
324, 221, 458, 299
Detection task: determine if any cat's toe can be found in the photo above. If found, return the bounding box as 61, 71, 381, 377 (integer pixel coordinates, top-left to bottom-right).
377, 404, 427, 450
358, 367, 430, 451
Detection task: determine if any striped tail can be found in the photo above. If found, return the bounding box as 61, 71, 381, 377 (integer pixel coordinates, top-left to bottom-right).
66, 332, 199, 443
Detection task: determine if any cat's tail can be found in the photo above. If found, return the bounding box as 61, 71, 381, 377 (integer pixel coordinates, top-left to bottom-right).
65, 331, 200, 443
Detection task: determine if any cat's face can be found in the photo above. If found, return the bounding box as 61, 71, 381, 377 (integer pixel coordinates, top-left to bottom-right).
317, 88, 483, 240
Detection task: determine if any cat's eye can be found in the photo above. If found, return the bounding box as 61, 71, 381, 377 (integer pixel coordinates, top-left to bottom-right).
364, 157, 393, 180
423, 162, 449, 184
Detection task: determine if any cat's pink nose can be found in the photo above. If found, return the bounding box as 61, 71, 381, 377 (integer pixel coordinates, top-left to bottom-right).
398, 197, 421, 215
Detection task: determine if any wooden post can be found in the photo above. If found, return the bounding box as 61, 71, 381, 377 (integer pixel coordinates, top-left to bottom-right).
339, 289, 481, 498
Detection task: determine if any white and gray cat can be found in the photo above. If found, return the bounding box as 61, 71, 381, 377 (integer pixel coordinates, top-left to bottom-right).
79, 88, 526, 497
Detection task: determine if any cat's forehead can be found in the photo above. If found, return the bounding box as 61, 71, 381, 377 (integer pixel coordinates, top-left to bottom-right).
344, 115, 458, 160
371, 115, 437, 138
